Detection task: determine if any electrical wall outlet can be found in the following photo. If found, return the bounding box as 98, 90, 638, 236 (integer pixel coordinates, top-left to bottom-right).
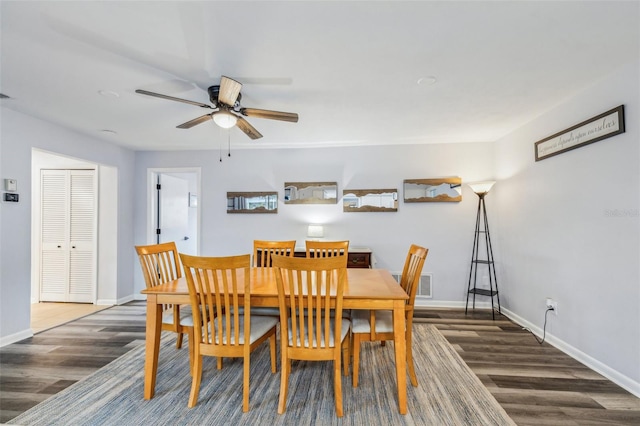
546, 298, 558, 315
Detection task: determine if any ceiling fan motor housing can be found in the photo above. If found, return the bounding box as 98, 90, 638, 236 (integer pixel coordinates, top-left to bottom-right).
208, 85, 241, 108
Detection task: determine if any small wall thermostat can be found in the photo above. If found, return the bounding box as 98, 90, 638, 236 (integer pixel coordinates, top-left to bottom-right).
4, 193, 19, 202
4, 179, 17, 192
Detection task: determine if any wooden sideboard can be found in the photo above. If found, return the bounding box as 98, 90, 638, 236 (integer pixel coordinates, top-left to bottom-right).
293, 246, 372, 269
255, 246, 373, 268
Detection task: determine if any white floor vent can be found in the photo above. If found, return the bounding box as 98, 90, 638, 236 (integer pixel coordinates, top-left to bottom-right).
391, 272, 432, 298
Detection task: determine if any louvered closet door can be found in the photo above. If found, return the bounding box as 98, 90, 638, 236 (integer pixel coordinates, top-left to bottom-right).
40, 170, 68, 301
40, 170, 96, 303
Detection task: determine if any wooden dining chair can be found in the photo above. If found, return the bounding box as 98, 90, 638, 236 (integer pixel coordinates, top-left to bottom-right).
306, 240, 351, 323
135, 242, 194, 356
271, 255, 350, 417
305, 240, 349, 261
253, 239, 296, 267
351, 244, 428, 388
179, 253, 278, 411
250, 240, 297, 317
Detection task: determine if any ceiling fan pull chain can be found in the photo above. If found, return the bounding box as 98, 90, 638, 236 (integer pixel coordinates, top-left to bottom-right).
228, 130, 231, 157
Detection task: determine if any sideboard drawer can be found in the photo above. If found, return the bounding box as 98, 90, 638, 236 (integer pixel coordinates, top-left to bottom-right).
293, 247, 372, 268
347, 252, 371, 268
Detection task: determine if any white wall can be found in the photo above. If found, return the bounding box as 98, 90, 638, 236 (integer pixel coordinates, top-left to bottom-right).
133, 143, 495, 302
494, 60, 640, 394
0, 108, 136, 344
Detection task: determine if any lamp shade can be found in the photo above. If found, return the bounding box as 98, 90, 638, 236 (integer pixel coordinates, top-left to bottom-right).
307, 224, 324, 238
468, 181, 496, 195
213, 110, 238, 129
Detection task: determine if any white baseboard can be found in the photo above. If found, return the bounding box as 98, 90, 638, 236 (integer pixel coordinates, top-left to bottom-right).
0, 329, 33, 347
97, 294, 136, 306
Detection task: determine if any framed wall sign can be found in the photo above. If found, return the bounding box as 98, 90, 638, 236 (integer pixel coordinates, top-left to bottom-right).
534, 105, 625, 161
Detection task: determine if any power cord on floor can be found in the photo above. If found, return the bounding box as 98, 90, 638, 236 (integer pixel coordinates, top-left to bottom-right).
522, 307, 554, 345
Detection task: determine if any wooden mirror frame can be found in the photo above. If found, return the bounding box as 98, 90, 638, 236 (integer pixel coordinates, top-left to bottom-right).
227, 191, 278, 213
283, 182, 338, 204
403, 177, 462, 202
343, 188, 398, 212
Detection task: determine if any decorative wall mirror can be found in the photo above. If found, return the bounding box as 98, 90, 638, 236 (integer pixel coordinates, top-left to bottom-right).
403, 177, 462, 202
284, 182, 338, 204
343, 188, 398, 212
227, 191, 278, 213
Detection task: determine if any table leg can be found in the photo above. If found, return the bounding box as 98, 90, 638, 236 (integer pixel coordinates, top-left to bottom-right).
393, 300, 408, 414
144, 295, 162, 399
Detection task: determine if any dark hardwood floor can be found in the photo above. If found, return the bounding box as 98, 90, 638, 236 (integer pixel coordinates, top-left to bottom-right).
415, 309, 640, 425
1, 303, 639, 424
0, 301, 148, 423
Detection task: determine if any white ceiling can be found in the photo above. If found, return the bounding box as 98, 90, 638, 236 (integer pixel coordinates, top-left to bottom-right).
1, 1, 638, 151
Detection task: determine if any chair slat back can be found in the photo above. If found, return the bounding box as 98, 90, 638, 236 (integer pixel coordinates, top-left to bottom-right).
272, 255, 347, 353
136, 242, 182, 288
399, 244, 429, 309
136, 242, 182, 313
253, 240, 296, 267
180, 253, 251, 349
305, 240, 349, 261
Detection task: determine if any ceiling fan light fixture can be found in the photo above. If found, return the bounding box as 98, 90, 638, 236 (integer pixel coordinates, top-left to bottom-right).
213, 110, 238, 129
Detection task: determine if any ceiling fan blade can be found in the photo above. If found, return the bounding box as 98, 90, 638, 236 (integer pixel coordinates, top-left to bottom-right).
135, 89, 213, 109
240, 108, 299, 123
218, 76, 242, 106
236, 117, 263, 140
176, 113, 213, 129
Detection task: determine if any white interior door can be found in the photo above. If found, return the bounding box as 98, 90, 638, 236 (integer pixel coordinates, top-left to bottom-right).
40, 169, 96, 302
158, 174, 195, 254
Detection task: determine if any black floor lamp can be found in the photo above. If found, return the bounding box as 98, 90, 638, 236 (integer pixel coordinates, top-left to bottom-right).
465, 181, 501, 319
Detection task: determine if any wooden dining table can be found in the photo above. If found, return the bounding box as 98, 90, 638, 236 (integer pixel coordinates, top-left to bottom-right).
141, 267, 410, 414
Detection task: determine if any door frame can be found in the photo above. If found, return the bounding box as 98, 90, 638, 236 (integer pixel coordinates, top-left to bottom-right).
146, 167, 201, 254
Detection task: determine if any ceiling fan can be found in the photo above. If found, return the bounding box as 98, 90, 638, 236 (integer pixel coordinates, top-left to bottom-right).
135, 76, 298, 140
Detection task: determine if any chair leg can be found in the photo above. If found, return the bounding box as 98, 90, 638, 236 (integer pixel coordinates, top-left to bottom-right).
243, 356, 250, 412
187, 328, 195, 376
176, 331, 184, 349
278, 355, 290, 414
269, 333, 277, 373
352, 334, 361, 387
217, 357, 223, 370
188, 354, 202, 408
334, 356, 344, 417
341, 338, 349, 376
407, 329, 418, 387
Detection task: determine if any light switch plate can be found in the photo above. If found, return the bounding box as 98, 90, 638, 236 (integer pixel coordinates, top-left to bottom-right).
4, 179, 17, 192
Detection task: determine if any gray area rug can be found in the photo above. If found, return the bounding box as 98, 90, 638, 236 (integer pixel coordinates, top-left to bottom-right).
9, 324, 515, 425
